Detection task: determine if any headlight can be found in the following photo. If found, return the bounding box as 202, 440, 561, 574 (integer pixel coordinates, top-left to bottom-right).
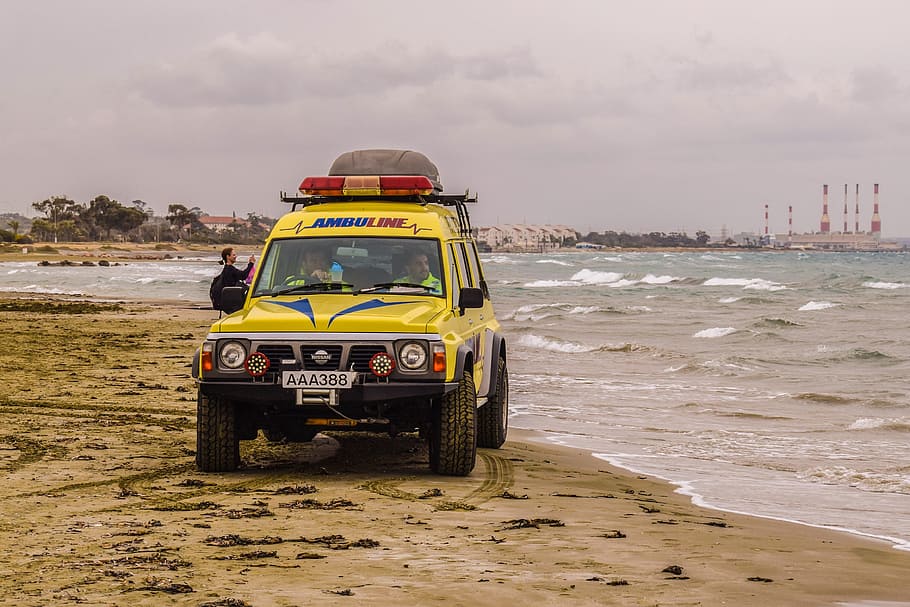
219, 341, 247, 369
397, 342, 427, 371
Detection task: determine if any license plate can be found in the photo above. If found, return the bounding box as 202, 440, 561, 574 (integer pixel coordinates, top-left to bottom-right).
282, 371, 357, 389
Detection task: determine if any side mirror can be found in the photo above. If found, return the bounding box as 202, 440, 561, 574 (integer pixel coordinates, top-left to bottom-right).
221, 286, 246, 314
458, 287, 484, 310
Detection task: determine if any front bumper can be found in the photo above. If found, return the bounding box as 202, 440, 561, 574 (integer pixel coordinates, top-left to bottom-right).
197, 377, 458, 405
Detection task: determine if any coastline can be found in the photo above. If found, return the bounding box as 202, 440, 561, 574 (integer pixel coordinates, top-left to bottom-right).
1, 297, 909, 605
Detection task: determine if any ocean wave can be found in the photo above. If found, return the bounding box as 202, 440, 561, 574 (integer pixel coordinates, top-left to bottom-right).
863, 281, 908, 290
516, 334, 597, 353
639, 274, 681, 285
794, 393, 861, 405
798, 465, 910, 495
536, 259, 573, 266
848, 417, 910, 432
503, 302, 614, 322
756, 317, 803, 327
0, 285, 84, 296
516, 334, 646, 354
798, 301, 838, 311
523, 279, 580, 288
693, 327, 737, 338
718, 296, 741, 303
703, 277, 786, 291
570, 269, 625, 284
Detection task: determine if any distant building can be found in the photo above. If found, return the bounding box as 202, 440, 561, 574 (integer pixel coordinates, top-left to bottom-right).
476, 224, 577, 251
199, 215, 250, 233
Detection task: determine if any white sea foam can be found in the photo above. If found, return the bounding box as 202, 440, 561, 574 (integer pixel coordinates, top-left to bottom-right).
693, 327, 737, 338
570, 269, 625, 284
799, 301, 837, 311
848, 417, 910, 432
523, 279, 579, 288
536, 259, 572, 266
863, 281, 907, 289
517, 334, 595, 353
719, 296, 741, 303
703, 277, 786, 291
640, 274, 680, 284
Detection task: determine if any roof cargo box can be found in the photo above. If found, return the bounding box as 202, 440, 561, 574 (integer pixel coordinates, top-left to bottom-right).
329, 149, 442, 192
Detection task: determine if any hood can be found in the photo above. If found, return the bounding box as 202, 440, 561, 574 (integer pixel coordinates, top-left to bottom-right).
215, 295, 445, 334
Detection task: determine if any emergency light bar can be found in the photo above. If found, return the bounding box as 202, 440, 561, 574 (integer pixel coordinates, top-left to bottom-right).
299, 175, 436, 197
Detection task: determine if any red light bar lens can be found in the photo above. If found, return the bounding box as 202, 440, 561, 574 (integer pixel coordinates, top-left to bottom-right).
244, 351, 271, 377
379, 176, 434, 195
299, 176, 345, 195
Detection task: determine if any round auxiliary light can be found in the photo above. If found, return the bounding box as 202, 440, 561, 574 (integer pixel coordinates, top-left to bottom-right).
368, 351, 395, 378
245, 351, 271, 377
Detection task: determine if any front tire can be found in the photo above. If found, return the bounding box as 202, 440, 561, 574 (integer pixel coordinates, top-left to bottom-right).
478, 357, 508, 448
196, 390, 240, 472
429, 370, 477, 476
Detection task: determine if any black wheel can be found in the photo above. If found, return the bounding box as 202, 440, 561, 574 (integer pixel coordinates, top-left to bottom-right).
196, 390, 240, 472
428, 370, 477, 476
478, 357, 508, 448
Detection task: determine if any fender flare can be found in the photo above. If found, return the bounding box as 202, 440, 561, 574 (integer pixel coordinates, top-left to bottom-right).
478, 332, 506, 399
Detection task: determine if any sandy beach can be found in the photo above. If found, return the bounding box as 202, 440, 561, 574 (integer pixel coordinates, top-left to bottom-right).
1, 296, 909, 606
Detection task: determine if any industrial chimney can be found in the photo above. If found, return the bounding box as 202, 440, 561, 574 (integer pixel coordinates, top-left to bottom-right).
843, 184, 848, 233
764, 204, 769, 236
871, 183, 881, 236
854, 184, 860, 233
820, 184, 831, 233
788, 205, 793, 241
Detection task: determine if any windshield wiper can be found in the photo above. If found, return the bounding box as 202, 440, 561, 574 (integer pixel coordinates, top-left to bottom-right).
272, 281, 352, 297
357, 282, 435, 294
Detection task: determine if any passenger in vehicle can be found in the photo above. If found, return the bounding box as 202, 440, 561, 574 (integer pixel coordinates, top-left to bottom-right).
285, 246, 343, 285
394, 250, 442, 294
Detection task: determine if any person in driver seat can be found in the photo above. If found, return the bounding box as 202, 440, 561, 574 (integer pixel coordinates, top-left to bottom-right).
285, 246, 343, 285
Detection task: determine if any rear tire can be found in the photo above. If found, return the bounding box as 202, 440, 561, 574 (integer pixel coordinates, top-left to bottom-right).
196, 390, 240, 472
429, 370, 477, 476
478, 357, 508, 448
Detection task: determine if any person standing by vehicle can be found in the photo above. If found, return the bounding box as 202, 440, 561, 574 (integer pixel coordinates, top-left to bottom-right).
219, 247, 255, 286
210, 247, 255, 312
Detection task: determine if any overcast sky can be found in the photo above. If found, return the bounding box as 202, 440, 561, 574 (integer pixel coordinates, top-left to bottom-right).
3, 1, 910, 237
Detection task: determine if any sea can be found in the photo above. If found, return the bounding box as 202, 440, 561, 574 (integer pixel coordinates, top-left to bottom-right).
3, 248, 909, 551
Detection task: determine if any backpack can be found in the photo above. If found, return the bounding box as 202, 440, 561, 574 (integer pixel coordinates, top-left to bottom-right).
209, 272, 225, 310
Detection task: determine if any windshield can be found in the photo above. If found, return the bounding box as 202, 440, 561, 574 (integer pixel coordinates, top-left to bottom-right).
251, 236, 445, 297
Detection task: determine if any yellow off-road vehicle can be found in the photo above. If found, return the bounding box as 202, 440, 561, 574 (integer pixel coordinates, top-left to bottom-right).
192, 150, 508, 475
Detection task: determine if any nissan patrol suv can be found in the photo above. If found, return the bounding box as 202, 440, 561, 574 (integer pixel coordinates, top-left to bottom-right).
192, 150, 508, 475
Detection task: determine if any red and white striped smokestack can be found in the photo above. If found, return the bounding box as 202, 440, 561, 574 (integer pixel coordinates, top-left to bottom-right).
871, 183, 881, 234
821, 184, 831, 233
788, 205, 793, 238
854, 184, 860, 233
843, 184, 848, 233
764, 203, 769, 235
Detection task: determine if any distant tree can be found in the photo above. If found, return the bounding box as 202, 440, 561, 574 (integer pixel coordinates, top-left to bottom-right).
31, 196, 84, 241
695, 230, 710, 246
8, 220, 19, 238
166, 204, 204, 239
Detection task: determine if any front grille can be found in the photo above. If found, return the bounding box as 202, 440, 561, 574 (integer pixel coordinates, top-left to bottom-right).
348, 345, 388, 372
301, 345, 343, 370
256, 345, 295, 369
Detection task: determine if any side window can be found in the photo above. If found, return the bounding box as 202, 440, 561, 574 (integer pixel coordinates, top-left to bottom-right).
452, 242, 471, 289
457, 243, 476, 287
447, 243, 461, 308
464, 242, 489, 299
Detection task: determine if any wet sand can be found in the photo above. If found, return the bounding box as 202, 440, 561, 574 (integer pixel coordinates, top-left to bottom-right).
1, 297, 909, 606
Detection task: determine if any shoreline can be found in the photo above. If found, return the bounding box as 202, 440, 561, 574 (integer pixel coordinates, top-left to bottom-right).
1, 296, 910, 605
